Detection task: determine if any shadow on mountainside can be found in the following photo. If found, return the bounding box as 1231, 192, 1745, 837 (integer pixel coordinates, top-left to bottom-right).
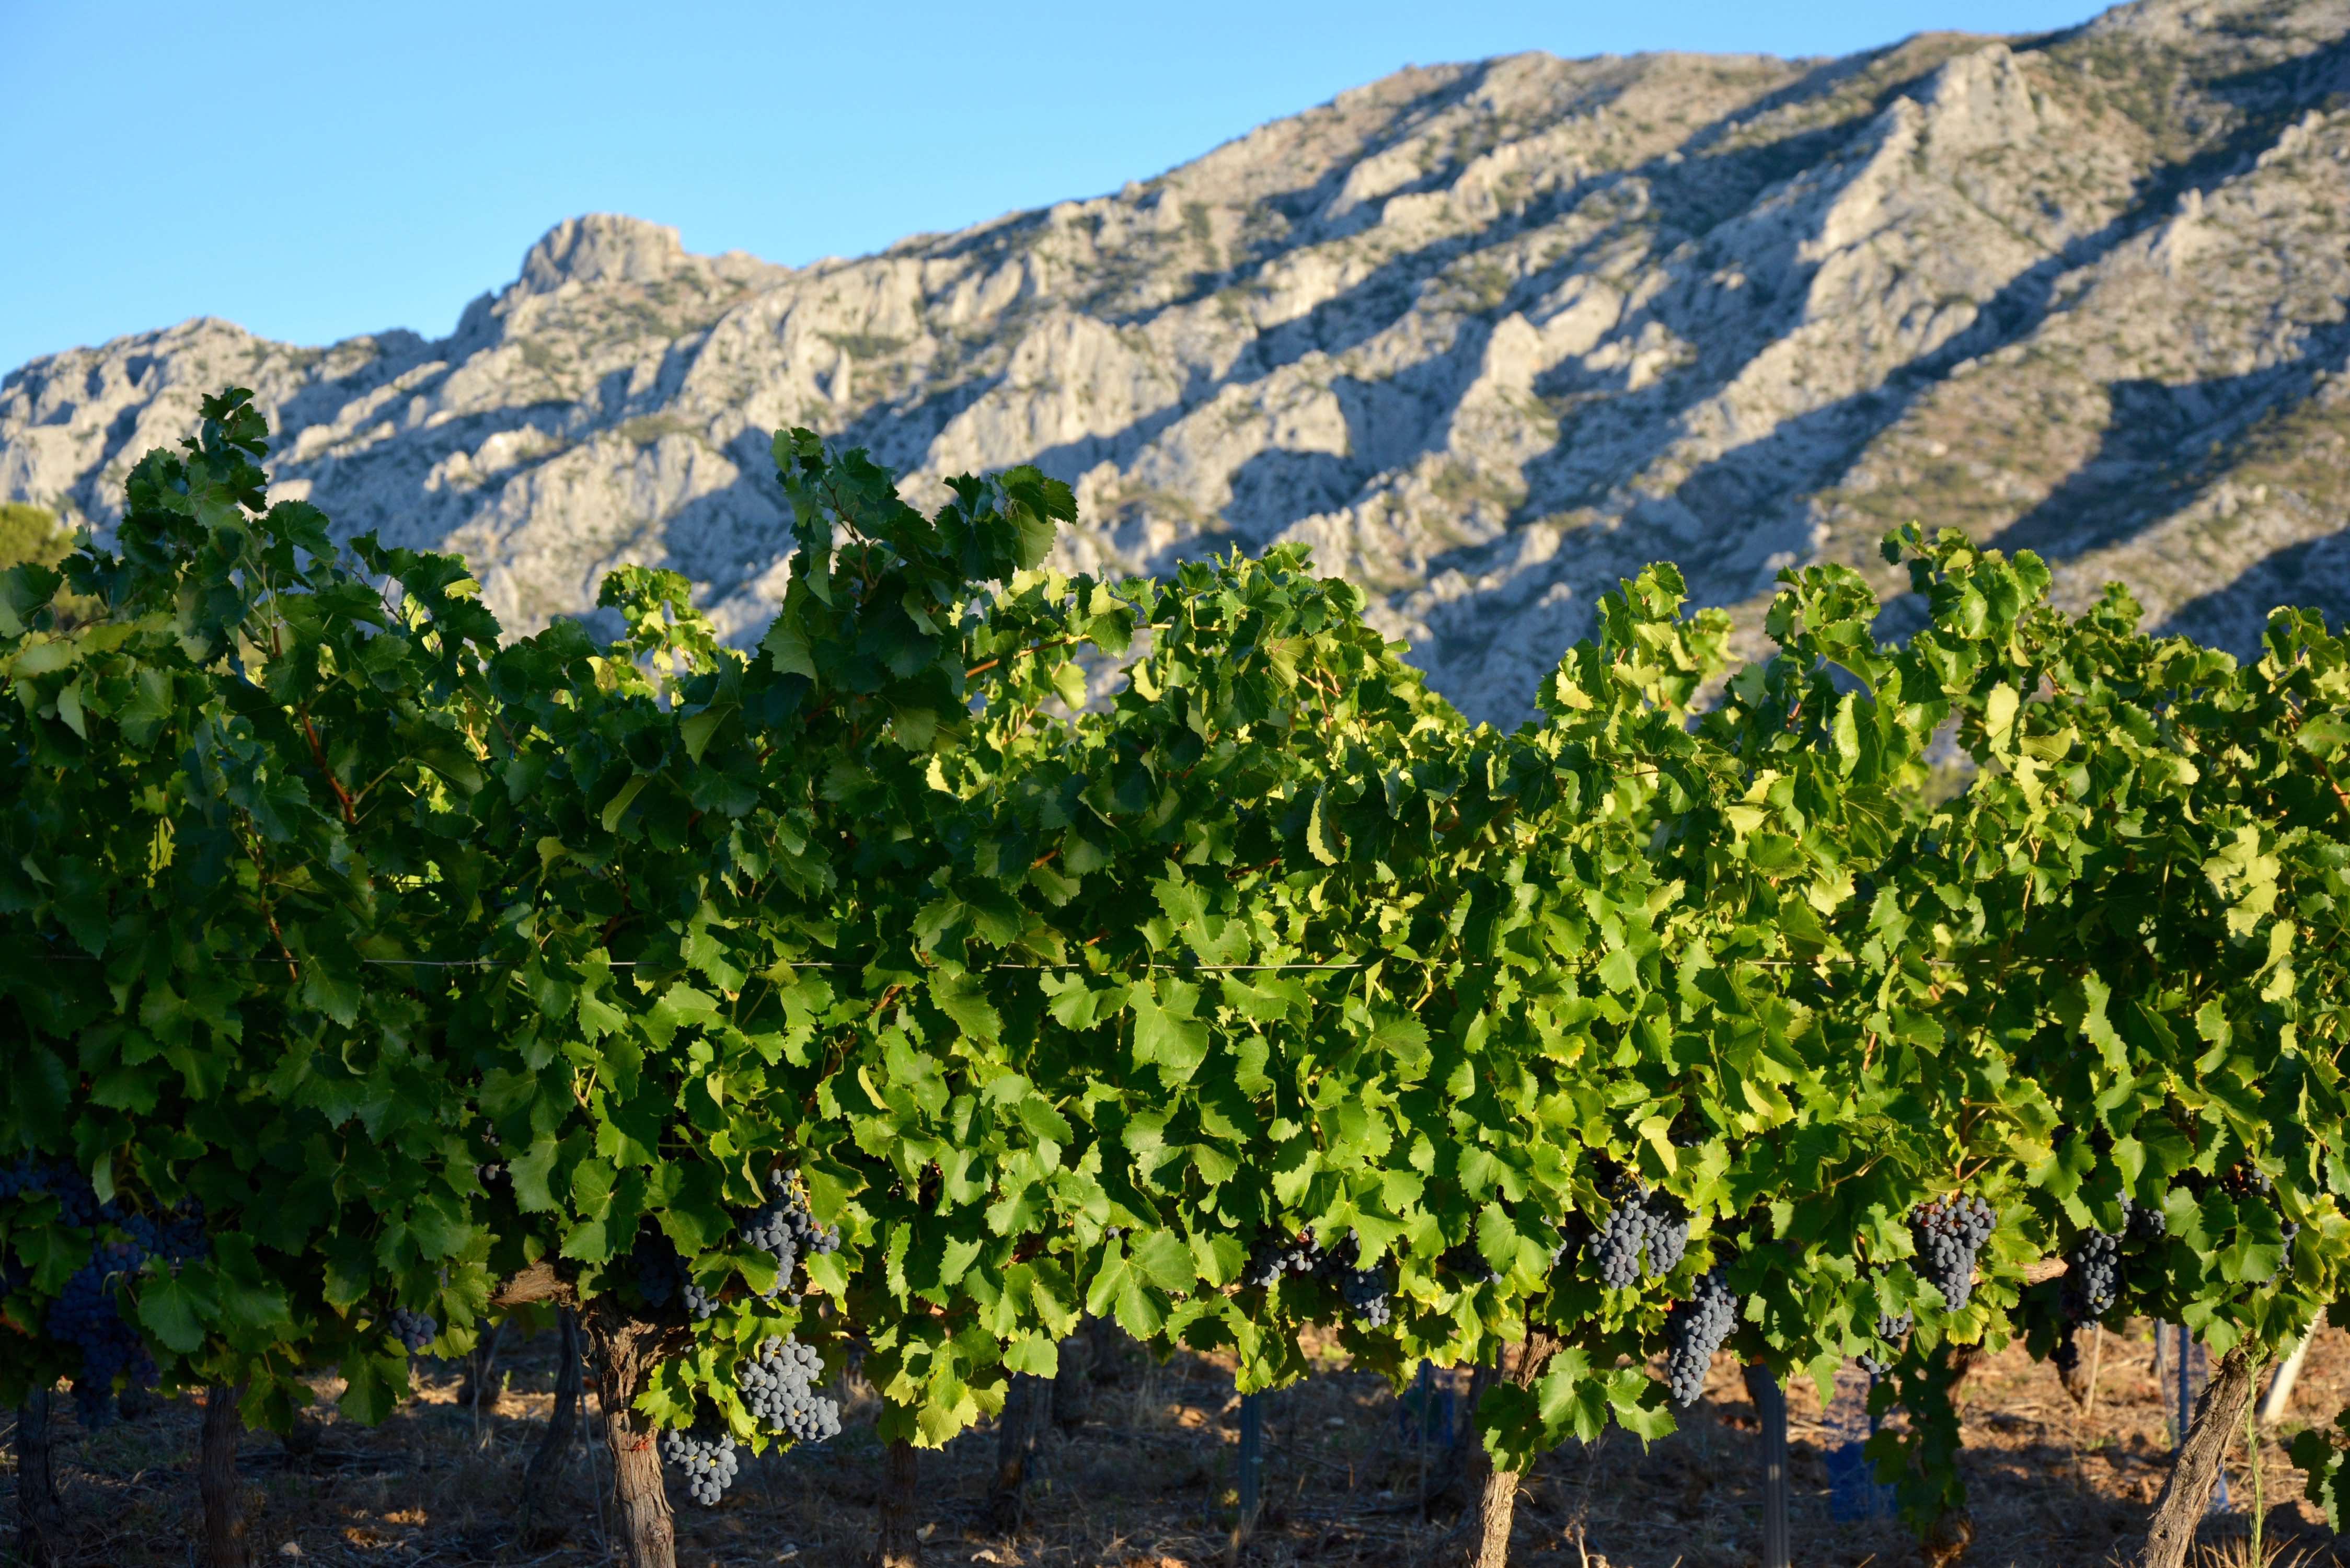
1986, 326, 2350, 567
2160, 526, 2350, 661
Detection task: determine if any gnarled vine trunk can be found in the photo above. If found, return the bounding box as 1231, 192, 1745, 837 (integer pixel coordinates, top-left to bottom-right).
2139, 1344, 2256, 1568
874, 1434, 924, 1568
15, 1386, 64, 1567
1051, 1327, 1092, 1428
199, 1382, 248, 1567
1458, 1329, 1559, 1568
582, 1302, 683, 1568
986, 1373, 1045, 1530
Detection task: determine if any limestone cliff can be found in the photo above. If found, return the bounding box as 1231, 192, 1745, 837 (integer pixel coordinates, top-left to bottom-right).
7, 0, 2348, 720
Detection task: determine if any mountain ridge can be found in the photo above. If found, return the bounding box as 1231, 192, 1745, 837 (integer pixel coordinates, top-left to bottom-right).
7, 0, 2349, 721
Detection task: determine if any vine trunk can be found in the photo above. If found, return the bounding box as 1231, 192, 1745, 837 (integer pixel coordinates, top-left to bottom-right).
584, 1303, 679, 1568
1459, 1329, 1560, 1568
875, 1435, 924, 1567
198, 1382, 247, 1567
14, 1387, 63, 1567
2139, 1344, 2257, 1568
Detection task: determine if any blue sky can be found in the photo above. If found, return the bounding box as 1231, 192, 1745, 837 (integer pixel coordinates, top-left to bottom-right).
4, 1, 2107, 373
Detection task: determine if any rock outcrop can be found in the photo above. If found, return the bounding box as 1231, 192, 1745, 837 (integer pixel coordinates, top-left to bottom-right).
7, 0, 2349, 720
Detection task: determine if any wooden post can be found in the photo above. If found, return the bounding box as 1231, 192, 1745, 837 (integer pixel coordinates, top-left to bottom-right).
2139, 1344, 2257, 1568
198, 1382, 249, 1567
1744, 1364, 1791, 1568
581, 1302, 682, 1568
874, 1435, 924, 1568
1236, 1390, 1264, 1532
460, 1318, 506, 1434
14, 1386, 65, 1567
2259, 1330, 2314, 1424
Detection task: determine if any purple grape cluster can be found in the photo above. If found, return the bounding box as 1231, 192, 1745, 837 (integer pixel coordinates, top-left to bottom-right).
1911, 1195, 1996, 1311
1328, 1236, 1392, 1329
2242, 1170, 2300, 1261
633, 1231, 686, 1310
661, 1425, 741, 1506
1589, 1183, 1689, 1289
50, 1239, 156, 1424
1243, 1229, 1326, 1288
1859, 1309, 1913, 1377
126, 1201, 209, 1269
740, 1334, 841, 1442
1443, 1242, 1501, 1286
1664, 1268, 1738, 1405
735, 1170, 841, 1302
4, 1165, 201, 1423
0, 1160, 110, 1228
2064, 1230, 2122, 1323
387, 1308, 438, 1354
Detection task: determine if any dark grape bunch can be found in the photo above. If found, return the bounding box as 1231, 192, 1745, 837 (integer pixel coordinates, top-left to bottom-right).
660, 1425, 741, 1506
0, 1159, 109, 1228
1549, 1224, 1577, 1267
7, 1166, 201, 1425
633, 1231, 686, 1310
1911, 1195, 1996, 1311
126, 1201, 209, 1271
1859, 1309, 1913, 1377
2064, 1229, 2122, 1323
1328, 1236, 1392, 1329
50, 1239, 156, 1425
2122, 1195, 2167, 1243
1442, 1242, 1500, 1286
1243, 1229, 1326, 1288
386, 1308, 438, 1354
736, 1170, 842, 1302
682, 1282, 719, 1321
1588, 1182, 1689, 1290
2239, 1170, 2301, 1261
740, 1334, 842, 1442
1664, 1268, 1738, 1405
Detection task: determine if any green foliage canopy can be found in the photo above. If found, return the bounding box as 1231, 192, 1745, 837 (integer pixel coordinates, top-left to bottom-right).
4, 391, 2347, 1542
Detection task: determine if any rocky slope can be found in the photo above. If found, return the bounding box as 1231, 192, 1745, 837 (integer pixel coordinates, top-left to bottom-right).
6, 0, 2348, 721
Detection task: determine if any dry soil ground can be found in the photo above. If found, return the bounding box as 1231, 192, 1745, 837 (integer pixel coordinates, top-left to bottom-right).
3, 1318, 2346, 1567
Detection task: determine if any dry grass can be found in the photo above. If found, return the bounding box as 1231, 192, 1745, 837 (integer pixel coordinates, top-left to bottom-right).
2, 1318, 2344, 1567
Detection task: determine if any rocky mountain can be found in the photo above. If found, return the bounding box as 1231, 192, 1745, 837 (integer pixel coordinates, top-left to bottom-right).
6, 0, 2348, 721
